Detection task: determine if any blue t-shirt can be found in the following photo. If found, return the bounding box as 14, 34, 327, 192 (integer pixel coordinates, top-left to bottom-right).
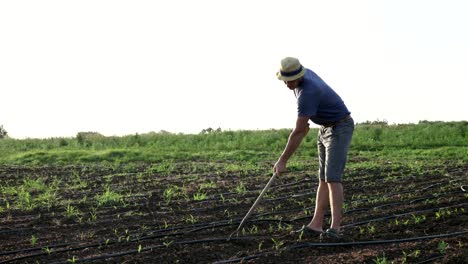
296, 69, 350, 125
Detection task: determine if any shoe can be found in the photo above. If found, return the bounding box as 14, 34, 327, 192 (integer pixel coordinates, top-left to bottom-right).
320, 228, 341, 242
295, 225, 323, 236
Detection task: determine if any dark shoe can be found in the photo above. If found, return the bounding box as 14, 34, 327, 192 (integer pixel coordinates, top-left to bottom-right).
320, 228, 341, 242
295, 225, 323, 237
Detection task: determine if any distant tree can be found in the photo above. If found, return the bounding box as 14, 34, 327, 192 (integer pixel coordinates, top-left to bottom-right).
0, 125, 7, 139
76, 131, 104, 146
200, 127, 222, 134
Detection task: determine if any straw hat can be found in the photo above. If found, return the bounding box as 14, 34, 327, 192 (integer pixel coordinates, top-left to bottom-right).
276, 57, 306, 81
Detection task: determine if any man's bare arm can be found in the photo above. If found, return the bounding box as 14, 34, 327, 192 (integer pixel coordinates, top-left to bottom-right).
278, 116, 310, 162
274, 116, 310, 175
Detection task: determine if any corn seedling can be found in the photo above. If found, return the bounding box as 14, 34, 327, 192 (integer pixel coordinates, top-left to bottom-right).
298, 230, 304, 241
42, 247, 52, 255
163, 240, 173, 248
185, 214, 198, 224
271, 238, 284, 250
249, 225, 258, 234
258, 241, 264, 251
88, 211, 97, 223
219, 193, 226, 203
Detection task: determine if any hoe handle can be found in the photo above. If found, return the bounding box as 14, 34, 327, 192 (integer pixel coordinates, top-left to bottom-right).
235, 173, 277, 232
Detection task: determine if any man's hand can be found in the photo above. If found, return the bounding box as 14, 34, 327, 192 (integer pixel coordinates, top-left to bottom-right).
273, 160, 287, 176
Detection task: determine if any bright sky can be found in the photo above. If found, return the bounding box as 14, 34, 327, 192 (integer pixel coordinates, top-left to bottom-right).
1, 0, 467, 139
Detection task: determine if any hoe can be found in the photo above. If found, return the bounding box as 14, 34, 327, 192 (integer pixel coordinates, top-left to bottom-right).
227, 173, 277, 241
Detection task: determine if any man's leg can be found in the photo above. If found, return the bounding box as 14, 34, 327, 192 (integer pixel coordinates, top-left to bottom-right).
309, 128, 328, 231
308, 180, 329, 231
328, 182, 343, 232
323, 119, 354, 233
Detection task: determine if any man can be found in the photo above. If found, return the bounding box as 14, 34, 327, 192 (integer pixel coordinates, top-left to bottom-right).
273, 57, 354, 240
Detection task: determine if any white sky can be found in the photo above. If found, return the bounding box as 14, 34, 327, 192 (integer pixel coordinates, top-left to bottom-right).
1, 0, 467, 139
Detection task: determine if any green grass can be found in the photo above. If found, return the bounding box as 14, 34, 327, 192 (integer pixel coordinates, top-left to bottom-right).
0, 121, 466, 166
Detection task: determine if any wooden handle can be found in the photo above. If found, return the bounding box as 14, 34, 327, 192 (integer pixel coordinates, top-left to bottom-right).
235, 173, 277, 232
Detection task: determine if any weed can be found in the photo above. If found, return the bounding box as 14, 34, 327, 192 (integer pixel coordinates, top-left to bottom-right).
411, 249, 421, 258
66, 204, 80, 218
401, 250, 408, 264
193, 192, 207, 201
373, 253, 389, 264
269, 224, 274, 233
30, 235, 38, 246
95, 186, 123, 207
234, 182, 247, 195
438, 240, 449, 254
411, 214, 426, 224
359, 226, 366, 235
163, 185, 180, 204
17, 188, 33, 210
199, 181, 216, 190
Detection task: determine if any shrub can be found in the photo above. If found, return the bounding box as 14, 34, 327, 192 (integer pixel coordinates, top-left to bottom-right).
0, 125, 7, 139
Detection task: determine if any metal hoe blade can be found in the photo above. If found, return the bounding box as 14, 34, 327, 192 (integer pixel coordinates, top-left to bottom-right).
227, 173, 277, 241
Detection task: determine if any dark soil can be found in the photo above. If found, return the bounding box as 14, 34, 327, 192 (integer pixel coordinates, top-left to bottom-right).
0, 161, 467, 263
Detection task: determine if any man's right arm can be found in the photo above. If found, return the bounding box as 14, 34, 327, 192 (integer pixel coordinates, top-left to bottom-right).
273, 116, 310, 175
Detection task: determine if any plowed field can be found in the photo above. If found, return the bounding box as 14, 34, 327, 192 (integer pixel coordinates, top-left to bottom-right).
1, 159, 467, 263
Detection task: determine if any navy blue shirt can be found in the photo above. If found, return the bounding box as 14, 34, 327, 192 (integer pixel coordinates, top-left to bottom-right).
296, 69, 350, 125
